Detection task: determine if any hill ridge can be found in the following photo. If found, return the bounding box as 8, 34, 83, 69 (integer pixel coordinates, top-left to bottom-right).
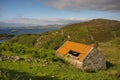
8, 18, 120, 50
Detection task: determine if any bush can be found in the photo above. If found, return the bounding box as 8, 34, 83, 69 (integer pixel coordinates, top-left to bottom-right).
0, 42, 55, 60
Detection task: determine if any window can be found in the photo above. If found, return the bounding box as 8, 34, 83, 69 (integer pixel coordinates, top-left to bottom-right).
68, 50, 80, 57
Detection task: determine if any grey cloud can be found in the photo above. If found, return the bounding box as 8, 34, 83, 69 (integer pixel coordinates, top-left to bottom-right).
39, 0, 120, 12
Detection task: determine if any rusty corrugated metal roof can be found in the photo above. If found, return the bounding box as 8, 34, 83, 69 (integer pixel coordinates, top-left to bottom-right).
56, 41, 93, 61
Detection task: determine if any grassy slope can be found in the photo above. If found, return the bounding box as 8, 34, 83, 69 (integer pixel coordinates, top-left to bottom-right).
8, 19, 120, 49
8, 34, 40, 47
0, 19, 120, 79
0, 38, 120, 80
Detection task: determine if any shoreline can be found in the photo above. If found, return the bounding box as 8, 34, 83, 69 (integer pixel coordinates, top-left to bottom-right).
0, 34, 14, 42
0, 28, 57, 42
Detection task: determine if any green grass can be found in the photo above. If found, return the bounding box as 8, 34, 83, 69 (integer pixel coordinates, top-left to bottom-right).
0, 19, 120, 79
0, 38, 120, 80
0, 60, 119, 80
8, 34, 40, 47
8, 19, 120, 50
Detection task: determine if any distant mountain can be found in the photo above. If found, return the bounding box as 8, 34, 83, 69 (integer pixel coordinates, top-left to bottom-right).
0, 21, 36, 28
0, 21, 64, 29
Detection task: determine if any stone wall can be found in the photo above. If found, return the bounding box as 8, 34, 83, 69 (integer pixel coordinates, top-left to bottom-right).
82, 48, 106, 71
56, 53, 83, 69
64, 54, 83, 69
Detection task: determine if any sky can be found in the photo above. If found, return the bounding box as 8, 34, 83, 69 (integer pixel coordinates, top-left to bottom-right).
0, 0, 120, 25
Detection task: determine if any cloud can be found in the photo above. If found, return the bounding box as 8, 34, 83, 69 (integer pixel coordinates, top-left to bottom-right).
1, 18, 88, 25
38, 0, 120, 12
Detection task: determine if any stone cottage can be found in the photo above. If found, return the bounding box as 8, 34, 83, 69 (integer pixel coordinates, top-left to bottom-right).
56, 41, 106, 71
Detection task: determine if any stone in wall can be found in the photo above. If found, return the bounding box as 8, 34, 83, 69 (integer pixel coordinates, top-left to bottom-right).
82, 48, 106, 71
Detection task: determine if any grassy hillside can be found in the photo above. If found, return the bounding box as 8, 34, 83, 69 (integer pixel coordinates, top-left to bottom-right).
0, 38, 120, 80
0, 19, 120, 79
8, 19, 120, 50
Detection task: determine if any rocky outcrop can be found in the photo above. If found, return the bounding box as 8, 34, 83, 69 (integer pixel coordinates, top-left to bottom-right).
0, 54, 20, 61
0, 54, 41, 63
0, 54, 27, 62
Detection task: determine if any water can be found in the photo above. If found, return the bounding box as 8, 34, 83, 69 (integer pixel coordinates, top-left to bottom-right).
0, 37, 11, 43
0, 28, 55, 35
0, 28, 56, 42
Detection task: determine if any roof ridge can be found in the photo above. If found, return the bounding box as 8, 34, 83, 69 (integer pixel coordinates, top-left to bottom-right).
82, 45, 90, 52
